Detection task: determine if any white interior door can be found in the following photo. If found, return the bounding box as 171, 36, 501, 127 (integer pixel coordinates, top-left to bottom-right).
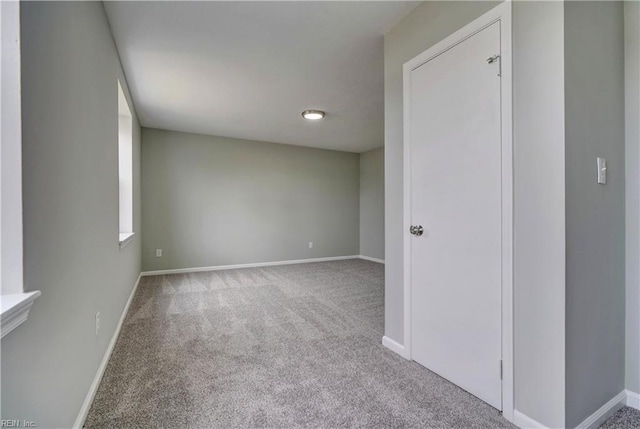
409, 21, 503, 410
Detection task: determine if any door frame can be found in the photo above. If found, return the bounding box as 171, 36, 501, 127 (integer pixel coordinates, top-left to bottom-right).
401, 1, 513, 422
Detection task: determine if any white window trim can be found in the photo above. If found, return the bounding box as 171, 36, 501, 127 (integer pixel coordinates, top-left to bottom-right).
0, 0, 40, 338
119, 232, 135, 250
1, 292, 40, 338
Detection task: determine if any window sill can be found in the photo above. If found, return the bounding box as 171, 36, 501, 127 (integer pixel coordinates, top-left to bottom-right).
1, 291, 41, 339
119, 232, 135, 250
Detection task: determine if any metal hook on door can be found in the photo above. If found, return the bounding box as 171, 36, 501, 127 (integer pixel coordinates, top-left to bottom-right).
487, 54, 501, 76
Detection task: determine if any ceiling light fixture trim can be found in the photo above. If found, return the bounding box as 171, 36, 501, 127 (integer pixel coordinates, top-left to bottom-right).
302, 110, 325, 120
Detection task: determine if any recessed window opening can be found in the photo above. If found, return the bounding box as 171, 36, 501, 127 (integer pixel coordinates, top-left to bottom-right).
118, 80, 133, 246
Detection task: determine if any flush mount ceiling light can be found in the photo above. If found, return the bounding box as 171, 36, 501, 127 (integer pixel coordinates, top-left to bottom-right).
302, 110, 325, 120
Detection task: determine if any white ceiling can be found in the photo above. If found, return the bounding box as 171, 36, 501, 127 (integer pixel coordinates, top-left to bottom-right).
104, 1, 419, 153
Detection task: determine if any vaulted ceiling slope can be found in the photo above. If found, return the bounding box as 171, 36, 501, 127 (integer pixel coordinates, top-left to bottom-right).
104, 1, 418, 153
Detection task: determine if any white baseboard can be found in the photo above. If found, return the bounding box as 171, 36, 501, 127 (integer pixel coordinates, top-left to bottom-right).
358, 255, 385, 264
514, 391, 628, 429
513, 410, 548, 429
73, 274, 142, 429
576, 390, 626, 429
141, 255, 362, 276
627, 390, 640, 410
382, 335, 409, 359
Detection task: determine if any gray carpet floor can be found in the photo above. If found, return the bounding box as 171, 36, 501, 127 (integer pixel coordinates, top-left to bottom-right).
84, 260, 515, 428
85, 260, 513, 428
600, 407, 640, 429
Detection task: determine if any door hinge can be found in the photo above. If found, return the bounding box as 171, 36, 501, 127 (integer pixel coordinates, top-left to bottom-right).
499, 359, 503, 379
487, 54, 501, 77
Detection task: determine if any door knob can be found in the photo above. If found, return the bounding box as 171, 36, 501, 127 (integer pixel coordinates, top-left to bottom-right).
410, 225, 424, 236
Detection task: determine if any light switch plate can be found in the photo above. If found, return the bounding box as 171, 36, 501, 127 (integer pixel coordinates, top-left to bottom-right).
597, 157, 607, 184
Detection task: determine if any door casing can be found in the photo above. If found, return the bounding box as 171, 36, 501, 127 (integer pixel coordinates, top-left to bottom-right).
401, 1, 513, 423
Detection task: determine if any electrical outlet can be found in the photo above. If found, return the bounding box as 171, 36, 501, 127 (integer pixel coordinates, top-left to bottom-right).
95, 312, 100, 336
156, 249, 162, 258
308, 241, 313, 249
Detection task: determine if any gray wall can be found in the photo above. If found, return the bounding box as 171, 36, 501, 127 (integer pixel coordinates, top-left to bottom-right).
385, 2, 568, 427
513, 2, 567, 426
626, 0, 640, 397
564, 2, 626, 427
141, 128, 359, 272
1, 2, 142, 427
359, 147, 384, 261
